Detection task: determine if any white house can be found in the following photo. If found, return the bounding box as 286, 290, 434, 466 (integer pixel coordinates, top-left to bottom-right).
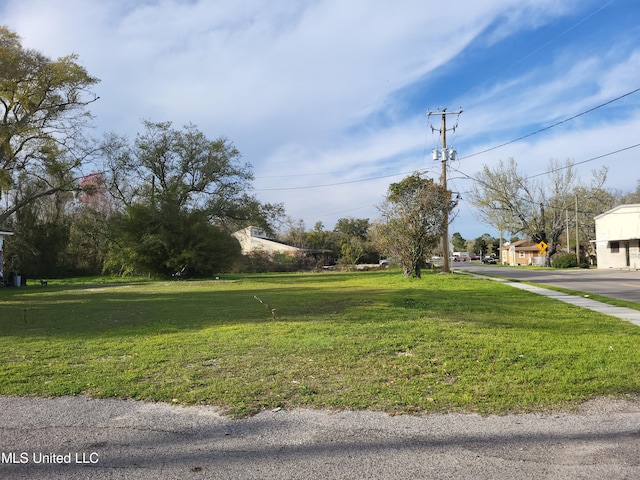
594, 204, 640, 269
231, 226, 301, 256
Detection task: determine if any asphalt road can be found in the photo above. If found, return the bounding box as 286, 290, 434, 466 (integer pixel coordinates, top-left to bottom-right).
456, 263, 640, 303
1, 395, 639, 479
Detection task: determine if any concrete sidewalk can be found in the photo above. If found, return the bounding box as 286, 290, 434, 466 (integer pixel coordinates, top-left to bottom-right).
464, 272, 640, 327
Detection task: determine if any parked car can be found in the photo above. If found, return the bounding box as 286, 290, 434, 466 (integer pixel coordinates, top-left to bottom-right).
482, 256, 497, 264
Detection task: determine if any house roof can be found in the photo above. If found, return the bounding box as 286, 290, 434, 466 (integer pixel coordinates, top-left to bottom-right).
515, 244, 541, 252
502, 240, 538, 251
594, 203, 640, 242
594, 203, 640, 220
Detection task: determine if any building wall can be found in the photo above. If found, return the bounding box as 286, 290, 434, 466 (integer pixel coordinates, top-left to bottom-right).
595, 205, 640, 269
595, 239, 640, 269
502, 241, 541, 266
503, 249, 540, 266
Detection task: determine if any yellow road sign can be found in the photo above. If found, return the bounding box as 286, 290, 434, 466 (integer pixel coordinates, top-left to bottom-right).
537, 241, 548, 254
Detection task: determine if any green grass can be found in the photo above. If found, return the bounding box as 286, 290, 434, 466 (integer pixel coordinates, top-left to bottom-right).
1, 270, 638, 417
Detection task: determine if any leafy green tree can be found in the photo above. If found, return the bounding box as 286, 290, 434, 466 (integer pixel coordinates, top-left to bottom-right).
65, 207, 111, 275
0, 26, 99, 227
473, 234, 499, 257
472, 236, 488, 257
337, 237, 365, 268
102, 121, 279, 275
333, 217, 379, 264
279, 218, 308, 249
106, 205, 240, 276
103, 121, 282, 226
4, 168, 118, 278
64, 173, 119, 275
6, 202, 70, 278
376, 174, 455, 277
334, 218, 369, 240
3, 162, 80, 278
451, 232, 467, 252
306, 221, 335, 251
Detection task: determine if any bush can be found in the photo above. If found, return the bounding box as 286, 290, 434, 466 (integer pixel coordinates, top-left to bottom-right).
234, 251, 310, 273
551, 253, 590, 269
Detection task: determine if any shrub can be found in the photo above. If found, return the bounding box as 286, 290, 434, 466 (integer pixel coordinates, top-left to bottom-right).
234, 251, 311, 273
552, 253, 590, 269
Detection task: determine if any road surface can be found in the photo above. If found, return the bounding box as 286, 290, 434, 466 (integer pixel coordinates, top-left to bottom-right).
0, 395, 639, 479
456, 263, 640, 303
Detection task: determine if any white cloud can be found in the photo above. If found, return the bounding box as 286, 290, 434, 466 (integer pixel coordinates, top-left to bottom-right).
2, 0, 638, 239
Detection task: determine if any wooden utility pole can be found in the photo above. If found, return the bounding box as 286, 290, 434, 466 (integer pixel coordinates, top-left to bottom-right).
575, 195, 579, 264
429, 108, 462, 273
440, 112, 451, 273
566, 209, 570, 253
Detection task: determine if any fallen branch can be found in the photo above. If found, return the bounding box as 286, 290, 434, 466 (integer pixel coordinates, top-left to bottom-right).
254, 295, 276, 320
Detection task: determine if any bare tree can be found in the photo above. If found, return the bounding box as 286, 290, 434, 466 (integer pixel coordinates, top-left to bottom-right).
573, 167, 618, 260
470, 158, 614, 265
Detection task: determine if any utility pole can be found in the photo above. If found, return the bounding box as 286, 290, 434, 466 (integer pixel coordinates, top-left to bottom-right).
428, 108, 463, 273
575, 195, 579, 264
566, 209, 570, 253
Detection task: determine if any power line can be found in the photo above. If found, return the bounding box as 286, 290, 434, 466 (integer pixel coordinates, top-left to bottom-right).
293, 3, 622, 229
306, 203, 378, 223
254, 87, 640, 192
450, 141, 640, 185
253, 168, 435, 192
526, 143, 640, 178
459, 86, 640, 161
255, 163, 403, 179
449, 141, 640, 216
258, 135, 639, 195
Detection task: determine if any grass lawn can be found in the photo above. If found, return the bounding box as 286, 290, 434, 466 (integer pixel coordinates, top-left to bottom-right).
0, 270, 638, 417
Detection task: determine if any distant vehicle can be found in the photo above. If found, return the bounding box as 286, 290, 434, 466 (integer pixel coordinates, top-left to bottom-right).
482, 256, 497, 264
469, 254, 480, 261
430, 256, 444, 267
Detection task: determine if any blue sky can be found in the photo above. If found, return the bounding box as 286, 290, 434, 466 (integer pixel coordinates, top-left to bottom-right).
3, 0, 640, 240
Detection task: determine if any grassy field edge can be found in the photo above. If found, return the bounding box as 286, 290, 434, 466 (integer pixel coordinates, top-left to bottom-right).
1, 270, 638, 417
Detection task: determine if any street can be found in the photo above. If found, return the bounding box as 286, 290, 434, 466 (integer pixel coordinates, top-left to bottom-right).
456, 263, 640, 303
0, 395, 638, 479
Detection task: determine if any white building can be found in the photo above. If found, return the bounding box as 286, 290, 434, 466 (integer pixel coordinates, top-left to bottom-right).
594, 204, 640, 269
231, 226, 301, 256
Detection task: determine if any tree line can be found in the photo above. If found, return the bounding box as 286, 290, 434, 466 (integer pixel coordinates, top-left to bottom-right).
0, 26, 282, 279
0, 26, 391, 278
2, 25, 638, 280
